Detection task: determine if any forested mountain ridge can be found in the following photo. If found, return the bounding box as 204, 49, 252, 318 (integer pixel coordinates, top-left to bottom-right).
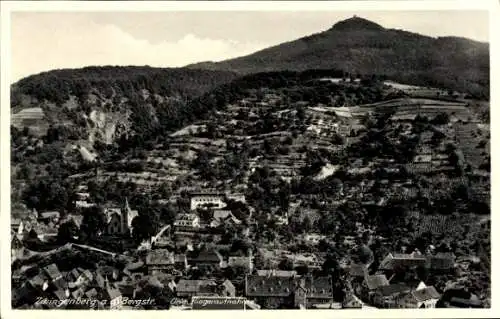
10, 66, 239, 146
186, 16, 490, 99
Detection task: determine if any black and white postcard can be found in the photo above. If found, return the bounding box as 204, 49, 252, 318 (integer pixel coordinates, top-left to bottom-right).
1, 1, 498, 318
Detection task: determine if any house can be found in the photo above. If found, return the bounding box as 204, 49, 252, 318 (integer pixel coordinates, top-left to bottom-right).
69, 268, 94, 290
228, 255, 254, 273
187, 249, 224, 268
245, 274, 296, 309
358, 274, 390, 301
106, 283, 123, 310
11, 218, 23, 234
174, 213, 201, 229
11, 233, 24, 260
145, 249, 175, 275
85, 288, 98, 299
226, 193, 246, 203
372, 284, 411, 308
401, 286, 441, 308
427, 252, 456, 271
38, 211, 60, 223
342, 293, 363, 309
256, 270, 297, 277
65, 214, 84, 229
123, 260, 145, 277
174, 254, 188, 270
295, 276, 334, 308
348, 263, 369, 280
71, 287, 85, 299
176, 279, 219, 298
220, 279, 236, 297
379, 251, 427, 271
65, 268, 81, 283
27, 273, 50, 292
210, 210, 241, 228
303, 233, 326, 245
103, 198, 138, 237
284, 253, 322, 269
190, 193, 226, 211
95, 271, 106, 290
53, 286, 70, 299
44, 264, 63, 282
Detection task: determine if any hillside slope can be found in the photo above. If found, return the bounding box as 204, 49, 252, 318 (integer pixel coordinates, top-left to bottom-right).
10, 66, 238, 143
186, 17, 489, 98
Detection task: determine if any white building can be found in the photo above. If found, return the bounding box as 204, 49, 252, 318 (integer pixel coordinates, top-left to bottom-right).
174, 213, 201, 228
400, 285, 441, 308
190, 194, 226, 211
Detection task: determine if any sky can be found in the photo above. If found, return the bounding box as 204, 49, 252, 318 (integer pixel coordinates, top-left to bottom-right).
11, 11, 489, 83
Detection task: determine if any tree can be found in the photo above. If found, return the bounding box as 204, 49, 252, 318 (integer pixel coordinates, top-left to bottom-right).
57, 219, 79, 244
80, 206, 107, 239
432, 112, 450, 125
22, 178, 73, 212
322, 253, 340, 277
301, 216, 313, 234
132, 213, 159, 243
331, 133, 345, 145
278, 258, 294, 271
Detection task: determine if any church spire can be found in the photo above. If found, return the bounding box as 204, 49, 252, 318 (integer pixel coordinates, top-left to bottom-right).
125, 197, 130, 210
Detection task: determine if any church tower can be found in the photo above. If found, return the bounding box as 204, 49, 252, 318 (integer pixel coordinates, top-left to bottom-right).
122, 197, 138, 236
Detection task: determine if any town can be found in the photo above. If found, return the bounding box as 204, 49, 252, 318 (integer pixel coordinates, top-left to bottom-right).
10, 74, 490, 310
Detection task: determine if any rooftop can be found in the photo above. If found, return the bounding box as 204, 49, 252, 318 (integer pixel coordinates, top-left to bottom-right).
365, 274, 390, 290
176, 279, 218, 294
245, 275, 296, 297
256, 270, 297, 277
44, 263, 62, 280
146, 249, 175, 265
412, 286, 441, 302
376, 283, 411, 296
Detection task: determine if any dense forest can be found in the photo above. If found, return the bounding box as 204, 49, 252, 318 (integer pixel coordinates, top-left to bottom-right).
11, 66, 238, 106
187, 17, 489, 99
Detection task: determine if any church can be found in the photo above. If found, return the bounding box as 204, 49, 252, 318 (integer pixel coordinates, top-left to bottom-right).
104, 198, 138, 237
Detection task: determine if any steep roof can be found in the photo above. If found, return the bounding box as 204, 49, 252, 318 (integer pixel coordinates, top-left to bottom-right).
365, 274, 389, 290
412, 286, 441, 302
54, 289, 68, 301
72, 287, 85, 299
376, 283, 411, 296
222, 279, 235, 291
380, 252, 427, 270
146, 249, 175, 265
303, 276, 333, 299
349, 263, 368, 277
176, 213, 199, 221
40, 211, 60, 219
107, 284, 122, 300
187, 249, 222, 263
44, 263, 62, 280
245, 275, 296, 297
228, 256, 252, 268
213, 210, 241, 224
256, 270, 297, 277
428, 252, 456, 269
85, 288, 98, 299
176, 279, 218, 294
174, 254, 187, 263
